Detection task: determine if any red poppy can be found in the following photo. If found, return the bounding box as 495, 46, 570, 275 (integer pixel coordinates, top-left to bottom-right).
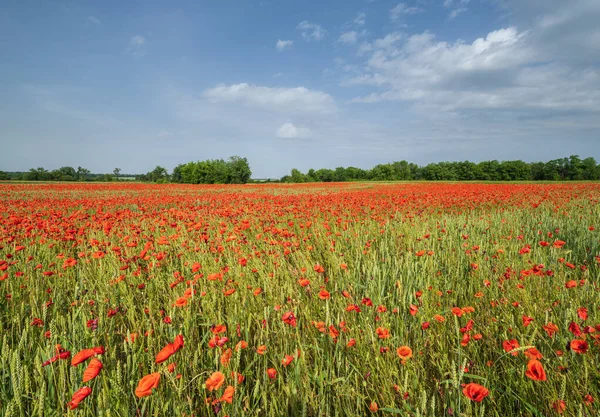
525, 359, 546, 381
397, 346, 413, 364
570, 339, 588, 354
67, 386, 92, 410
282, 355, 294, 367
205, 371, 225, 391
376, 327, 390, 339
282, 311, 297, 327
155, 334, 184, 363
462, 383, 489, 402
82, 358, 103, 382
318, 289, 330, 300
135, 372, 161, 398
219, 385, 235, 404
71, 347, 105, 366
502, 339, 520, 355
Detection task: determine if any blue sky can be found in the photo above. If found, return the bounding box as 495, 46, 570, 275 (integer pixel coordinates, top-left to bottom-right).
1, 0, 599, 177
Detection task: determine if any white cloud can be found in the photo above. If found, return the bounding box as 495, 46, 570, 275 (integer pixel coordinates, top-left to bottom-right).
276, 39, 293, 51
157, 129, 174, 137
203, 83, 337, 114
390, 3, 423, 21
444, 0, 470, 7
449, 8, 468, 19
444, 0, 470, 19
338, 31, 359, 45
348, 26, 600, 113
128, 35, 147, 57
87, 16, 101, 25
297, 21, 326, 41
130, 35, 145, 46
354, 12, 366, 26
276, 122, 311, 138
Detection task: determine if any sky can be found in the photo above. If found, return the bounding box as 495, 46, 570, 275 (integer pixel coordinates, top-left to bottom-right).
1, 0, 599, 178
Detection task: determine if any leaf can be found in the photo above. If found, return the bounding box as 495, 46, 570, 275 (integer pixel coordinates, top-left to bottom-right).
462, 373, 487, 381
380, 407, 406, 414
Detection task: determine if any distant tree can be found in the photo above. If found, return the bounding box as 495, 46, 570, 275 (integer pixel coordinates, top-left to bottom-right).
113, 168, 121, 180
147, 166, 169, 183
171, 165, 183, 183
0, 171, 8, 180
289, 168, 306, 183
581, 157, 599, 180
227, 156, 252, 184
76, 166, 90, 181
50, 166, 77, 181
170, 156, 252, 184
25, 167, 51, 181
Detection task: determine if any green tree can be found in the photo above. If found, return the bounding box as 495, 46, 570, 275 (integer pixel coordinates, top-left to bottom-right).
148, 166, 169, 183
227, 156, 252, 184
289, 168, 306, 183
76, 166, 91, 181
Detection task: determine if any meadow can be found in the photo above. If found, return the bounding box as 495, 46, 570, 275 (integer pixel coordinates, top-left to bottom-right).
0, 182, 598, 416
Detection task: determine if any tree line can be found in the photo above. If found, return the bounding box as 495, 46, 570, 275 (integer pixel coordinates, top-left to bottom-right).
0, 156, 252, 184
137, 156, 252, 184
282, 156, 600, 182
0, 167, 131, 182
3, 155, 599, 184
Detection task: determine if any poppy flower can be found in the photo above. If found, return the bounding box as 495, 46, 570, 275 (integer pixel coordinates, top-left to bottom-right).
397, 346, 413, 364
135, 372, 161, 398
282, 355, 294, 367
267, 368, 277, 379
173, 297, 188, 307
318, 289, 330, 300
219, 385, 235, 404
256, 345, 267, 355
568, 322, 582, 337
543, 322, 559, 338
524, 348, 543, 360
282, 311, 297, 327
220, 348, 233, 366
451, 307, 463, 317
71, 346, 105, 366
552, 400, 566, 414
376, 327, 390, 339
502, 339, 520, 356
525, 359, 546, 381
67, 386, 92, 410
155, 334, 184, 364
369, 401, 378, 412
82, 358, 103, 382
462, 383, 489, 402
570, 339, 588, 354
205, 371, 225, 391
42, 350, 71, 367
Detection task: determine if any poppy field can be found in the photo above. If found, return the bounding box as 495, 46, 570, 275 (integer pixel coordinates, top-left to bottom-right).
0, 182, 599, 416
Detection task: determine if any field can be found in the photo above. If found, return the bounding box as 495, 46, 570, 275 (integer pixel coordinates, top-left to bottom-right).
0, 182, 599, 417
